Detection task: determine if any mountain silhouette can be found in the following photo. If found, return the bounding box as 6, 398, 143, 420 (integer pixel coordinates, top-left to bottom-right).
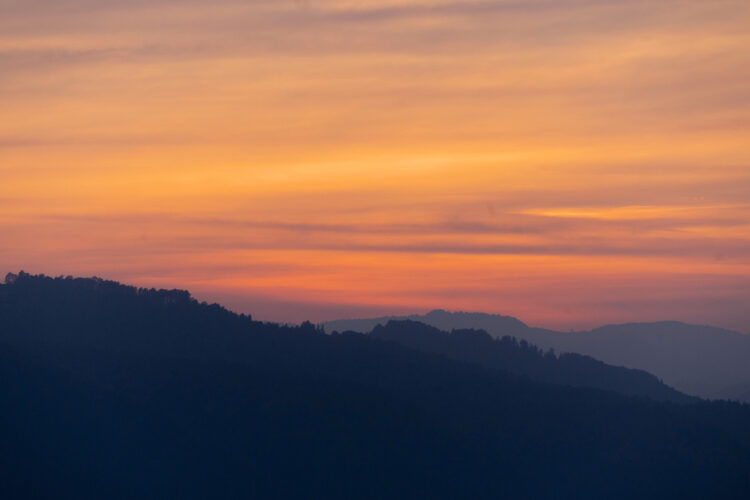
327, 309, 530, 337
365, 320, 693, 403
3, 272, 750, 499
325, 310, 750, 401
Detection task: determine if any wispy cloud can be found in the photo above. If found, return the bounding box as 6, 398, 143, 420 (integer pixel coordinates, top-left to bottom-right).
2, 0, 749, 330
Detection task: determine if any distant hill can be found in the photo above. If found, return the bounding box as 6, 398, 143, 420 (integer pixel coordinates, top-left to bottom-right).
368, 320, 694, 404
325, 311, 750, 402
326, 309, 530, 338
3, 272, 750, 499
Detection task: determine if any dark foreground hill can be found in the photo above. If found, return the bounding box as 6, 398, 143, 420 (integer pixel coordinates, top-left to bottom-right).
2, 273, 750, 499
326, 309, 750, 401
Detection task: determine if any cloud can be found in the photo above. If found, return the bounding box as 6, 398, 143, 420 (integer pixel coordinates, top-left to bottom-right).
2, 0, 749, 330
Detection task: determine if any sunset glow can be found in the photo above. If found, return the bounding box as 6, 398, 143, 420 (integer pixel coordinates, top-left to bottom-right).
2, 0, 749, 330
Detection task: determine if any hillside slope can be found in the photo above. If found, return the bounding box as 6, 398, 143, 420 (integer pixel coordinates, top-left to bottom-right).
2, 273, 750, 499
367, 320, 694, 403
326, 310, 750, 401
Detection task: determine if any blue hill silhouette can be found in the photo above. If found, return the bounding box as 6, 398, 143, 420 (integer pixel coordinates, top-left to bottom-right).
366, 319, 693, 403
325, 310, 750, 401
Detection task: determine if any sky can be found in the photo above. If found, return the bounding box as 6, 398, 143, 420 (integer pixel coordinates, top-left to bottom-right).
2, 0, 749, 331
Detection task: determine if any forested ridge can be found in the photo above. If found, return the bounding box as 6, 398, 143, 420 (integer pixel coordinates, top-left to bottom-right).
2, 272, 750, 499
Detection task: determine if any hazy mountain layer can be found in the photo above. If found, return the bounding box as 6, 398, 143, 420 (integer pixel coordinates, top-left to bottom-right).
368, 320, 694, 404
325, 310, 750, 401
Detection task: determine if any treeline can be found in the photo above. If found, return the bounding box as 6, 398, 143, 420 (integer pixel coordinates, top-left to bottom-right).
367, 320, 693, 403
1, 273, 750, 499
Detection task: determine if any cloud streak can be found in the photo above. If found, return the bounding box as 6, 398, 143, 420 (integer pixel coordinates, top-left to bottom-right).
2, 0, 749, 330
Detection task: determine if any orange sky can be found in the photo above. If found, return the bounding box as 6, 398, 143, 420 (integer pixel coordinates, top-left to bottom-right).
2, 0, 749, 330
